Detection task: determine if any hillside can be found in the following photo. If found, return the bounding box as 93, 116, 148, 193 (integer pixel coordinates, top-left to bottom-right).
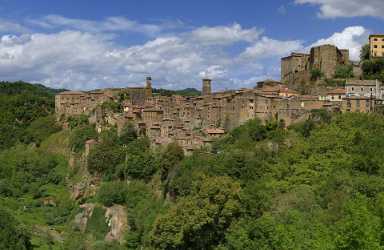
1, 82, 384, 249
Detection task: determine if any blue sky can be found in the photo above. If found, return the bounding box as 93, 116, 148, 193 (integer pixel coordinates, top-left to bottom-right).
0, 0, 382, 90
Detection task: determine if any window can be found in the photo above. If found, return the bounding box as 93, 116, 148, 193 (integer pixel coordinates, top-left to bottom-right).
374, 38, 378, 41
371, 88, 373, 91
382, 45, 384, 48
352, 87, 354, 91
374, 45, 378, 48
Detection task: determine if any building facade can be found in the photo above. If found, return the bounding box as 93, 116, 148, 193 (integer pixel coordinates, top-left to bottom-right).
281, 44, 350, 85
369, 34, 384, 58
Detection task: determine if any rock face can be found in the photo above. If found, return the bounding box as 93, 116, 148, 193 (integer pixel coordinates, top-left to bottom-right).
71, 176, 99, 201
105, 205, 128, 243
74, 203, 95, 232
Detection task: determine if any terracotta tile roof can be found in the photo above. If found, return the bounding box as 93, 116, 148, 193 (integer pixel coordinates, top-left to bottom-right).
327, 88, 346, 95
346, 80, 378, 86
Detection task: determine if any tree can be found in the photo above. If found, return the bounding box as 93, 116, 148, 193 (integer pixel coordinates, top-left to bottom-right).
334, 65, 354, 79
0, 208, 32, 250
98, 181, 129, 206
69, 124, 98, 152
335, 195, 381, 250
150, 176, 241, 249
360, 44, 370, 61
158, 143, 184, 181
119, 123, 138, 145
310, 68, 323, 81
87, 142, 124, 175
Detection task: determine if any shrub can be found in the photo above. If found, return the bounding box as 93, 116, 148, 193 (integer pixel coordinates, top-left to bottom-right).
334, 65, 353, 79
310, 68, 323, 81
87, 143, 124, 175
69, 125, 97, 152
98, 181, 129, 207
67, 115, 89, 129
119, 123, 138, 145
0, 208, 32, 250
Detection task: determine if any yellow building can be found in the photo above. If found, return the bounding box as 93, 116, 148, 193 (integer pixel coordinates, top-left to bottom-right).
369, 34, 384, 58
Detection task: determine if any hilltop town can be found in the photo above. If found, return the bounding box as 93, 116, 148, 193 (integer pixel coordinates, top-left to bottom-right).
55, 35, 384, 152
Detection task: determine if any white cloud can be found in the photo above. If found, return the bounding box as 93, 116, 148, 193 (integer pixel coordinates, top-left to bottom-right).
239, 37, 303, 60
295, 0, 384, 18
190, 23, 262, 45
310, 26, 369, 60
199, 65, 227, 79
0, 16, 366, 91
28, 15, 163, 36
0, 17, 295, 90
0, 19, 29, 33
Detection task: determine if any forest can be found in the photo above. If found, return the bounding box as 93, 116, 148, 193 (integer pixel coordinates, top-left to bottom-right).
1, 82, 384, 249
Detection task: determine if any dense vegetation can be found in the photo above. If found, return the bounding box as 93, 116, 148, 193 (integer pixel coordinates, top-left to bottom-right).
80, 110, 384, 249
3, 81, 384, 249
0, 81, 62, 150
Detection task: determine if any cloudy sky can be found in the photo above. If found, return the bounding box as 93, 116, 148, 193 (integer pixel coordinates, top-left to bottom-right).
0, 0, 381, 90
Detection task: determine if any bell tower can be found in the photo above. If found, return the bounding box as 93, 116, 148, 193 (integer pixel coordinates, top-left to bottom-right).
202, 78, 212, 96
145, 76, 152, 97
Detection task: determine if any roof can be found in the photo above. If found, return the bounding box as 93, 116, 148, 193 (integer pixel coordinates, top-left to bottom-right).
327, 88, 346, 95
346, 80, 378, 86
300, 95, 319, 101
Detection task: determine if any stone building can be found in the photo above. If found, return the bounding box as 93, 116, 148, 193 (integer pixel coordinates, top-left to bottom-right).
55, 78, 152, 119
369, 34, 384, 58
310, 45, 349, 79
341, 96, 375, 113
281, 53, 310, 84
345, 79, 383, 99
281, 44, 350, 84
56, 78, 330, 153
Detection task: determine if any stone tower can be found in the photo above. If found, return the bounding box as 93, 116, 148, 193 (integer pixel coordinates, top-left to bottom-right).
145, 76, 152, 97
202, 78, 212, 96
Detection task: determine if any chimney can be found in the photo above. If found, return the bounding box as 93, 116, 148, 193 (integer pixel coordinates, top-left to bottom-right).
202, 78, 212, 96
145, 76, 152, 97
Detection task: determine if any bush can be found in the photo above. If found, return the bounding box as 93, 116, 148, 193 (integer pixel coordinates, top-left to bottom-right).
119, 123, 138, 145
21, 115, 61, 146
98, 181, 129, 207
87, 142, 125, 175
334, 65, 353, 79
0, 208, 32, 250
67, 115, 89, 129
310, 68, 323, 81
69, 125, 97, 152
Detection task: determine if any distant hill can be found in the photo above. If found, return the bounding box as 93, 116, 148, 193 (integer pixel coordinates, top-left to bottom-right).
152, 87, 201, 96
0, 81, 63, 150
0, 81, 66, 95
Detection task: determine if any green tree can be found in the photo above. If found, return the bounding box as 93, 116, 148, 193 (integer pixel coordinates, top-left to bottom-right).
69, 124, 98, 152
119, 123, 138, 145
98, 181, 129, 206
310, 68, 323, 81
360, 44, 370, 61
334, 64, 354, 79
335, 195, 381, 250
158, 143, 184, 181
0, 208, 32, 250
150, 176, 241, 249
87, 142, 124, 176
